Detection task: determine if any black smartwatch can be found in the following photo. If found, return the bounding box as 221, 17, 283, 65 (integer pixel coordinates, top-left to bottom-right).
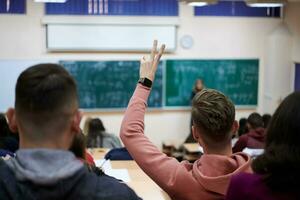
138, 77, 152, 88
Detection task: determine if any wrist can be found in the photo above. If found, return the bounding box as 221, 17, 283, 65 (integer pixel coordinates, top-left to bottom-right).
138, 77, 152, 88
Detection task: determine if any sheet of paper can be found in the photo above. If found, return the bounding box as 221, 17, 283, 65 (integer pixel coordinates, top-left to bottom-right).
198, 146, 204, 153
243, 148, 264, 157
106, 169, 131, 183
95, 159, 112, 171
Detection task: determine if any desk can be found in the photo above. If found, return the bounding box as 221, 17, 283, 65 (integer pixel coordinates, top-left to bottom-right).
88, 148, 109, 160
183, 143, 203, 153
182, 143, 203, 162
90, 148, 170, 200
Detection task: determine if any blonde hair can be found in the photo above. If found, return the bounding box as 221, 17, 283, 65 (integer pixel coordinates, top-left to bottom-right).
192, 89, 235, 144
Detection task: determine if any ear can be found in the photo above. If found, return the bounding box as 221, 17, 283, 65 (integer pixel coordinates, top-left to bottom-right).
192, 126, 204, 147
6, 108, 18, 133
71, 110, 82, 134
192, 126, 199, 142
231, 120, 239, 136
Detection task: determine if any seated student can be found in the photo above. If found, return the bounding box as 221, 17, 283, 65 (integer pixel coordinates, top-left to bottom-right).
70, 131, 106, 176
120, 40, 252, 200
69, 131, 95, 166
1, 64, 140, 200
82, 117, 92, 135
0, 113, 19, 153
233, 113, 266, 153
86, 118, 122, 149
226, 92, 300, 200
238, 117, 247, 137
262, 113, 272, 129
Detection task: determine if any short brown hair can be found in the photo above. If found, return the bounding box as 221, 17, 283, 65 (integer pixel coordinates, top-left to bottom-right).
15, 63, 78, 141
192, 89, 235, 144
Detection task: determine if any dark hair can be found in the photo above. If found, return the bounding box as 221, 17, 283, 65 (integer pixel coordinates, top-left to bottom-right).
69, 131, 86, 160
247, 112, 264, 129
15, 63, 78, 140
0, 113, 10, 137
262, 114, 272, 129
238, 118, 248, 137
87, 118, 106, 148
252, 92, 300, 191
192, 89, 235, 145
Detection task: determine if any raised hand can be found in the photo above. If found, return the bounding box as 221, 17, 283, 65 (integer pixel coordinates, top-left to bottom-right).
140, 40, 165, 82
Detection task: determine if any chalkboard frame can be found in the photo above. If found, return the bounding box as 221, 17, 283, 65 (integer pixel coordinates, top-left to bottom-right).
60, 59, 259, 111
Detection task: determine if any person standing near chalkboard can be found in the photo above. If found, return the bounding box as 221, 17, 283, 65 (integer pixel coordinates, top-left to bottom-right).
190, 79, 204, 101
185, 79, 205, 143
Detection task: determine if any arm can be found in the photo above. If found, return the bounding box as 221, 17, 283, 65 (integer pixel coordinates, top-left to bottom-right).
120, 41, 189, 195
121, 84, 186, 193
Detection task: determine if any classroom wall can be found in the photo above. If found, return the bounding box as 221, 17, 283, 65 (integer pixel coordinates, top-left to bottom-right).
284, 3, 300, 63
0, 1, 299, 148
263, 23, 293, 113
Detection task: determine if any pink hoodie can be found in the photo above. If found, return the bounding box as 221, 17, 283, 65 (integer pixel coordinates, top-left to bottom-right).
120, 84, 252, 200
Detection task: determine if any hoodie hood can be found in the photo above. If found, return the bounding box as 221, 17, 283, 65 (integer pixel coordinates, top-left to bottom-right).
192, 152, 251, 195
248, 128, 266, 141
6, 149, 83, 185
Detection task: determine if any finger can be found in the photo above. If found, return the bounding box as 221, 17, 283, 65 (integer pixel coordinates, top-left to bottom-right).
155, 44, 166, 63
140, 56, 146, 63
150, 40, 158, 61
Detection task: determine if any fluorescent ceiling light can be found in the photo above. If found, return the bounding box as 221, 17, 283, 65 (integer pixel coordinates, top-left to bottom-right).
183, 0, 218, 7
246, 0, 286, 7
34, 0, 67, 3
188, 2, 209, 6
247, 3, 284, 7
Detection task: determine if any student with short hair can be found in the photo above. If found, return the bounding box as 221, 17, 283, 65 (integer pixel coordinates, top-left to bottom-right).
1, 64, 140, 200
120, 41, 251, 200
238, 118, 247, 137
233, 113, 266, 153
262, 113, 272, 129
86, 118, 122, 149
226, 92, 300, 200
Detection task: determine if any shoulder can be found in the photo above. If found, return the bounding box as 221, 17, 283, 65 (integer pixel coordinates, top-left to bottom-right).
238, 134, 249, 141
226, 173, 262, 199
83, 171, 140, 199
101, 132, 114, 138
231, 172, 260, 185
103, 133, 120, 142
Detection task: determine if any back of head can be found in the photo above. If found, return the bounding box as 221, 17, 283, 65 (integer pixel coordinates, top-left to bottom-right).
88, 118, 106, 138
247, 113, 264, 129
262, 114, 272, 129
15, 63, 78, 142
252, 92, 300, 191
192, 89, 235, 146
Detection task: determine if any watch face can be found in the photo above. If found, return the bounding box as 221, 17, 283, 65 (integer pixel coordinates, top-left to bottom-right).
180, 35, 194, 49
139, 78, 152, 88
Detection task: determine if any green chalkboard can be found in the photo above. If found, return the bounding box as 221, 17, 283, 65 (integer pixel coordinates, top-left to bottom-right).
60, 61, 163, 109
165, 59, 259, 107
